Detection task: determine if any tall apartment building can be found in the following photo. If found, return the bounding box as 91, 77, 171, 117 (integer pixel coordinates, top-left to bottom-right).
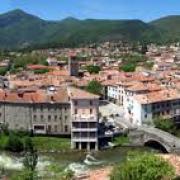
68, 87, 99, 150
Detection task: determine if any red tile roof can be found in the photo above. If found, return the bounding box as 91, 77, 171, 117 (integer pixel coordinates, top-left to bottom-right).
68, 87, 99, 100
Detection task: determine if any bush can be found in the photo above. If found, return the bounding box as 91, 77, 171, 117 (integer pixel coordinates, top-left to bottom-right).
113, 136, 129, 146
5, 133, 24, 152
110, 152, 175, 180
23, 151, 38, 172
120, 63, 136, 72
33, 68, 49, 74
0, 67, 8, 76
86, 65, 101, 74
24, 137, 34, 152
0, 134, 8, 150
11, 169, 38, 180
0, 123, 9, 135
153, 117, 176, 134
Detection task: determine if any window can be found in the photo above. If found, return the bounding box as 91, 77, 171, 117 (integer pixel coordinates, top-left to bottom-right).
90, 100, 93, 106
48, 115, 51, 121
33, 107, 36, 112
47, 125, 51, 132
54, 125, 57, 132
90, 109, 93, 114
54, 115, 57, 121
75, 109, 78, 114
74, 101, 78, 106
34, 125, 45, 131
65, 125, 68, 132
41, 115, 43, 121
144, 114, 147, 118
40, 105, 43, 112
33, 115, 37, 121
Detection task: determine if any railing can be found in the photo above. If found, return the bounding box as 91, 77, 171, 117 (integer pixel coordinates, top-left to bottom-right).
33, 130, 46, 134
71, 137, 97, 142
71, 128, 97, 132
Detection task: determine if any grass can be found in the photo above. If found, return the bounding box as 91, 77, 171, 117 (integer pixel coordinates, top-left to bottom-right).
0, 133, 71, 152
32, 137, 71, 152
0, 134, 9, 150
113, 136, 130, 146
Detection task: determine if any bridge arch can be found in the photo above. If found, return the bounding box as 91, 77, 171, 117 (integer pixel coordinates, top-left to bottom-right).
144, 139, 169, 153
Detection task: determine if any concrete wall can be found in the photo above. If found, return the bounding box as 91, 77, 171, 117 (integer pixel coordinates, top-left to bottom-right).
4, 103, 31, 130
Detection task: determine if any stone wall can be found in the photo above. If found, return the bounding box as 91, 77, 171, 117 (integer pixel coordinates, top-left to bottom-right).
0, 101, 71, 135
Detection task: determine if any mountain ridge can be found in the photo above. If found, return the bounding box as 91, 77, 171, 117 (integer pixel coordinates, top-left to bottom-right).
0, 9, 179, 50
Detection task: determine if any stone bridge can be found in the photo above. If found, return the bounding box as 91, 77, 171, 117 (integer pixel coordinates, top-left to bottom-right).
128, 126, 180, 153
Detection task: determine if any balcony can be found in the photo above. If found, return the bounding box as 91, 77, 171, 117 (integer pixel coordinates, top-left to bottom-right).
71, 128, 97, 132
72, 114, 97, 122
71, 137, 98, 142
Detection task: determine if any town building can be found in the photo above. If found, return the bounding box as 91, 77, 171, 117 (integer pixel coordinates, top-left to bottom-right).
0, 86, 100, 150
68, 87, 99, 150
128, 89, 180, 126
68, 53, 79, 76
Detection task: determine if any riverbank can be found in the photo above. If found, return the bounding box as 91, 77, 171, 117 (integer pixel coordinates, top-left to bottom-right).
84, 166, 112, 180
161, 154, 180, 175
0, 133, 71, 153
84, 154, 180, 180
32, 136, 71, 152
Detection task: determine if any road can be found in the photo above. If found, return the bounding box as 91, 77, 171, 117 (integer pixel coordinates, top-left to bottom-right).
99, 100, 134, 129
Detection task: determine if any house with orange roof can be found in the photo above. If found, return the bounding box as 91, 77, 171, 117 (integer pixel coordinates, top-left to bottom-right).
125, 89, 180, 126
0, 85, 100, 151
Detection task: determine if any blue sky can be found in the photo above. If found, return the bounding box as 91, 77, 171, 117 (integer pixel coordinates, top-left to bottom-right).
0, 0, 180, 21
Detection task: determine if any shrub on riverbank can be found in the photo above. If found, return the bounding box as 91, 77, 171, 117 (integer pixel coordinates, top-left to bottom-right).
5, 133, 24, 152
153, 116, 176, 134
110, 152, 175, 180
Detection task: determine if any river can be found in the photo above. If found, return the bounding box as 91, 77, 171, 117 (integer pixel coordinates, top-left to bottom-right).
0, 146, 153, 178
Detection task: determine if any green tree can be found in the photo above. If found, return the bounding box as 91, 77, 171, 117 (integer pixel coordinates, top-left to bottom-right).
11, 169, 38, 180
86, 80, 102, 95
110, 152, 175, 180
23, 151, 38, 172
33, 68, 49, 74
144, 61, 154, 70
153, 116, 176, 134
0, 67, 8, 76
24, 137, 34, 152
0, 123, 9, 135
86, 65, 101, 74
120, 63, 136, 72
5, 133, 24, 152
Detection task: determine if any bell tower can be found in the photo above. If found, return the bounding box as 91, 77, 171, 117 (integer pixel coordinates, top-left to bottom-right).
68, 52, 79, 76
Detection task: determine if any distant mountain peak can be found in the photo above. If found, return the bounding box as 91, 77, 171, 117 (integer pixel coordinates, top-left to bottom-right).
2, 9, 29, 16
0, 8, 43, 22
62, 17, 79, 22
